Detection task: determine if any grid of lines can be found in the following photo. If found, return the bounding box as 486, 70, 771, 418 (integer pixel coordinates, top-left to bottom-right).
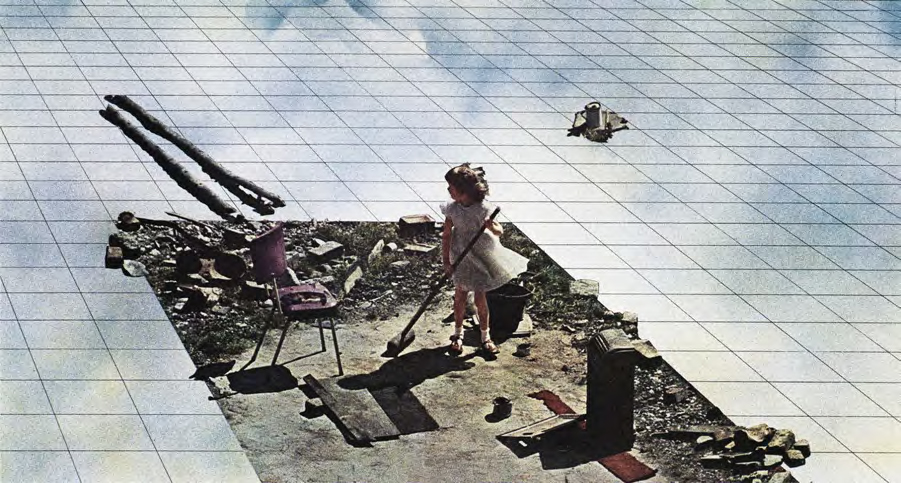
0, 0, 899, 480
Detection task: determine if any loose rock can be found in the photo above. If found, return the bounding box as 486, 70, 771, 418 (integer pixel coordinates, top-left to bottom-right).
766, 429, 795, 454
784, 449, 805, 467
792, 440, 810, 458
122, 260, 148, 277
569, 279, 599, 297
309, 241, 344, 262
664, 387, 688, 405
367, 239, 385, 266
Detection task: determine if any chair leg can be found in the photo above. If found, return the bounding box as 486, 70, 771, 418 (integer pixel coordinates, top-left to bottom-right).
270, 277, 290, 366
318, 318, 326, 352
271, 318, 291, 366
241, 321, 269, 371
329, 319, 343, 376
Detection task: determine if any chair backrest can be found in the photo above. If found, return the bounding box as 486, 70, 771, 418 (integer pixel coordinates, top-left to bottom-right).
249, 222, 287, 282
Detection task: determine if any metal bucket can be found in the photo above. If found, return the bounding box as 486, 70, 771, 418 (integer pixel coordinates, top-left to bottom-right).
487, 281, 532, 333
249, 222, 286, 282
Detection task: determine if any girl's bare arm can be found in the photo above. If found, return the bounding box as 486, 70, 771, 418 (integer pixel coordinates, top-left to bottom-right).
442, 217, 453, 267
485, 218, 502, 236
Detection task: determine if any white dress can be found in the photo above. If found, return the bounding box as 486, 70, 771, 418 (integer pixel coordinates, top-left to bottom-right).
441, 200, 529, 292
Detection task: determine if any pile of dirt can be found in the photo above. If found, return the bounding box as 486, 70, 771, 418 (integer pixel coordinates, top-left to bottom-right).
110, 215, 764, 482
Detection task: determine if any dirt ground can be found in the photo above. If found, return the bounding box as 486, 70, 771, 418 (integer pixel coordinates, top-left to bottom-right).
118, 217, 741, 482
213, 295, 673, 483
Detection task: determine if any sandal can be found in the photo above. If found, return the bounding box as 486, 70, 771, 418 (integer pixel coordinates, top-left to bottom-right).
481, 339, 500, 354
449, 335, 464, 354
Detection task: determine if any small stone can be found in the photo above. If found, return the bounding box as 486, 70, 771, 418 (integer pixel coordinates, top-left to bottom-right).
312, 238, 326, 247
695, 435, 714, 451
632, 339, 661, 361
791, 440, 810, 458
263, 299, 274, 307
148, 249, 161, 257
621, 311, 638, 324
277, 267, 302, 288
569, 279, 599, 297
186, 273, 208, 285
367, 239, 385, 266
766, 429, 796, 454
663, 387, 688, 405
390, 260, 410, 269
769, 471, 799, 483
309, 241, 344, 261
403, 243, 437, 255
122, 260, 148, 277
342, 264, 363, 296
763, 454, 783, 468
784, 449, 805, 467
116, 211, 141, 232
734, 424, 774, 451
725, 451, 759, 463
385, 242, 398, 252
105, 246, 124, 268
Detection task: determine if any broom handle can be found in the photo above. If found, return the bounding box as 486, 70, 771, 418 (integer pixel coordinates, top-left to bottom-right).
399, 207, 501, 338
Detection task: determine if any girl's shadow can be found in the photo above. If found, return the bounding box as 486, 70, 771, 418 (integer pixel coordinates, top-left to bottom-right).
338, 347, 478, 392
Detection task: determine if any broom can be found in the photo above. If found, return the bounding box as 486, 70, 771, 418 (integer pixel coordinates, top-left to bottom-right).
383, 207, 501, 358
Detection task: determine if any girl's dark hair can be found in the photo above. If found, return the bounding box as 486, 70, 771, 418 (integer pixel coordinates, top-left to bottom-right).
445, 163, 489, 202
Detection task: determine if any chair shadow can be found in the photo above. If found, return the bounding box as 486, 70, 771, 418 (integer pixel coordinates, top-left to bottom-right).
225, 365, 300, 395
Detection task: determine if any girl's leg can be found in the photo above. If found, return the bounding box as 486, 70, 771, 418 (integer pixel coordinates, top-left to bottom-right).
474, 291, 498, 353
450, 287, 467, 352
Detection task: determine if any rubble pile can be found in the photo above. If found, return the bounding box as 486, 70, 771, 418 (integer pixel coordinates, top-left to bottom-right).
656, 424, 809, 482
105, 212, 443, 364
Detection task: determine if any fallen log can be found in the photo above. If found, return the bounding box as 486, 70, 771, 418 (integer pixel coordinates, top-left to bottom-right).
129, 215, 218, 255
105, 95, 284, 215
100, 105, 241, 222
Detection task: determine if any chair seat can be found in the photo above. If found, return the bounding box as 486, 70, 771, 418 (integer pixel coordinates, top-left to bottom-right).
278, 282, 339, 318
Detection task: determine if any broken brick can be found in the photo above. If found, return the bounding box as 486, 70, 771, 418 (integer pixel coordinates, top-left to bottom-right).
105, 246, 124, 268
398, 214, 435, 238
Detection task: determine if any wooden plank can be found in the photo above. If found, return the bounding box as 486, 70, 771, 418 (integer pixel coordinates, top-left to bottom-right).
497, 414, 584, 441
303, 374, 400, 443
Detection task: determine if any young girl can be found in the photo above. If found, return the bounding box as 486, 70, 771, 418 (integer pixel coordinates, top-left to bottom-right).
441, 164, 529, 354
